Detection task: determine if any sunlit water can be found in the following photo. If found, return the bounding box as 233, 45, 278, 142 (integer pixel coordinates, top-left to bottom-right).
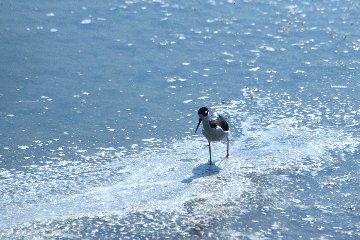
1, 0, 360, 239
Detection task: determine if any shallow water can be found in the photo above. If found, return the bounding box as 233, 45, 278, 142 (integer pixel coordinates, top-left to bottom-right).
1, 0, 360, 239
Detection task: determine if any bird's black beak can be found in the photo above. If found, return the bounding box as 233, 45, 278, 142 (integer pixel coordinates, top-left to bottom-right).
194, 118, 202, 134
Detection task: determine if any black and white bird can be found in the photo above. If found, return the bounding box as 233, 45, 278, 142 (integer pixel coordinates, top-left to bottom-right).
194, 107, 230, 165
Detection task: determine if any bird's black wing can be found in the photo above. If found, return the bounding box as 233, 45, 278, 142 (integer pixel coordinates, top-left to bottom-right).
218, 115, 229, 131
209, 116, 229, 131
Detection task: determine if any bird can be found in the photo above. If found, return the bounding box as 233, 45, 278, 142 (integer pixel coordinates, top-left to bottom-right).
194, 107, 230, 165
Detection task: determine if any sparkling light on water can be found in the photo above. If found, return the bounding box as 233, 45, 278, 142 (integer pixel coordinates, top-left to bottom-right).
1, 0, 360, 239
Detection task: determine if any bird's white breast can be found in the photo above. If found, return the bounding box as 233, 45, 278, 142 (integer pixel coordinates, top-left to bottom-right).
202, 120, 229, 142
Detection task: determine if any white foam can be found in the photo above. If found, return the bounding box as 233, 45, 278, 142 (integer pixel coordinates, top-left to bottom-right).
81, 19, 92, 25
1, 116, 357, 230
1, 91, 359, 235
17, 145, 29, 150
249, 67, 260, 71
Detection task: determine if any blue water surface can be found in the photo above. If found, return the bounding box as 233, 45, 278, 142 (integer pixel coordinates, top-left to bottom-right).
0, 0, 359, 239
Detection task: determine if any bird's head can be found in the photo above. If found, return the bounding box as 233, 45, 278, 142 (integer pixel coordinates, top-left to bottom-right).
194, 107, 209, 134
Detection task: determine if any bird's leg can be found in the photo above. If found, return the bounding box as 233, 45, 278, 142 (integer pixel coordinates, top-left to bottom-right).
226, 136, 230, 158
208, 141, 212, 165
